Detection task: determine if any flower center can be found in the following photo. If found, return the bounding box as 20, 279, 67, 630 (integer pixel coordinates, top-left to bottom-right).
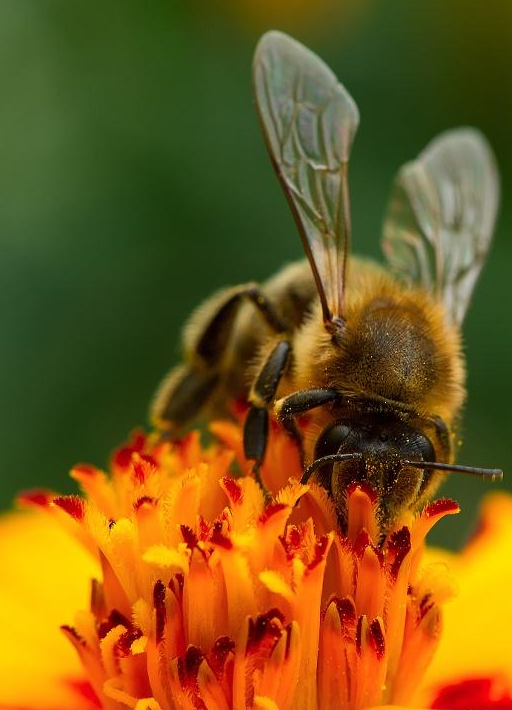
25, 423, 459, 710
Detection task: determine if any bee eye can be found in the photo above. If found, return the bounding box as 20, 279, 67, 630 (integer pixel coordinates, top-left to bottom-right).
415, 433, 436, 462
315, 422, 351, 459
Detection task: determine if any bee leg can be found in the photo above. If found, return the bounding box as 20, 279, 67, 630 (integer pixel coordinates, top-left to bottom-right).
243, 406, 270, 496
275, 388, 342, 471
244, 340, 291, 498
194, 284, 288, 366
275, 388, 341, 423
152, 284, 288, 430
151, 365, 221, 430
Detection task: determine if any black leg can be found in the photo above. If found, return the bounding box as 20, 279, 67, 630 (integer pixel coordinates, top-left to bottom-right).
243, 341, 292, 498
274, 388, 342, 470
243, 408, 270, 499
196, 285, 288, 367
243, 405, 269, 464
152, 366, 220, 429
250, 341, 291, 408
275, 388, 341, 424
152, 284, 288, 430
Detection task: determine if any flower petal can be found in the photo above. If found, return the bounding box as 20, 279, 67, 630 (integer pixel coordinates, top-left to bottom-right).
0, 510, 99, 710
414, 493, 512, 706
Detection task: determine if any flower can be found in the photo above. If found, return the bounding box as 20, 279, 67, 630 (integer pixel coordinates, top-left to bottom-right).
0, 421, 510, 710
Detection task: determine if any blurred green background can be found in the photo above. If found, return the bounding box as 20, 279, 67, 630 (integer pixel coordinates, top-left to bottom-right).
1, 0, 510, 549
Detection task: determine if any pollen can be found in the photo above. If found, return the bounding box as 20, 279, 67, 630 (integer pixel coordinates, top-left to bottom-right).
24, 422, 459, 710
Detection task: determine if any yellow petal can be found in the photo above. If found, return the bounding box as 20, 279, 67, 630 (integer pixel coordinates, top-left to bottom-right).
414, 492, 512, 705
0, 510, 99, 709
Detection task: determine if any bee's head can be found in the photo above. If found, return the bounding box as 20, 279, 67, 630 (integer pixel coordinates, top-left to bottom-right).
309, 411, 437, 532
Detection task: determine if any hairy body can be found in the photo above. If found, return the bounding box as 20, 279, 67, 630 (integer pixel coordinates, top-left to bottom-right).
151, 32, 500, 533
152, 257, 464, 528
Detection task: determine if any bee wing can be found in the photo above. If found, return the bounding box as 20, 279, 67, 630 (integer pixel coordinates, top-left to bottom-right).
382, 128, 500, 325
253, 31, 359, 326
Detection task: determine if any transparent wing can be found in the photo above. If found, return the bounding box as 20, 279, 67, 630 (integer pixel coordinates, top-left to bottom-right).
382, 128, 500, 325
253, 31, 359, 326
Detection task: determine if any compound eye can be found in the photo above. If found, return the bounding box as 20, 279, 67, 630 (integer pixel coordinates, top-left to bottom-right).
414, 432, 436, 462
315, 422, 351, 460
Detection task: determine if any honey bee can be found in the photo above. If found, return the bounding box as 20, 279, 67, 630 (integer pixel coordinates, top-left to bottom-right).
152, 31, 502, 532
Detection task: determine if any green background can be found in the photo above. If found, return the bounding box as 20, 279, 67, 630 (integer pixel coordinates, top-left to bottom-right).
1, 1, 510, 549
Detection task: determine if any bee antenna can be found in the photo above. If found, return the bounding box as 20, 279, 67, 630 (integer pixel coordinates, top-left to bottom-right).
403, 460, 503, 482
301, 452, 363, 485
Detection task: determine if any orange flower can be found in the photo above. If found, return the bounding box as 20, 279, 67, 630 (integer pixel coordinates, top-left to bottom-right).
0, 422, 510, 710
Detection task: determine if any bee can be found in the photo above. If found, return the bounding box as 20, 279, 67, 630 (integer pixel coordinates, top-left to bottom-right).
152, 31, 503, 532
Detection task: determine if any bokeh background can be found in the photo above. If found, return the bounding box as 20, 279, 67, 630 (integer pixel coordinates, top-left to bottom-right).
1, 0, 510, 548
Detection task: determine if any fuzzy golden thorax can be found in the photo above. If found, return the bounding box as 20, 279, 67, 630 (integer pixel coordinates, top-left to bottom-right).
293, 266, 465, 426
